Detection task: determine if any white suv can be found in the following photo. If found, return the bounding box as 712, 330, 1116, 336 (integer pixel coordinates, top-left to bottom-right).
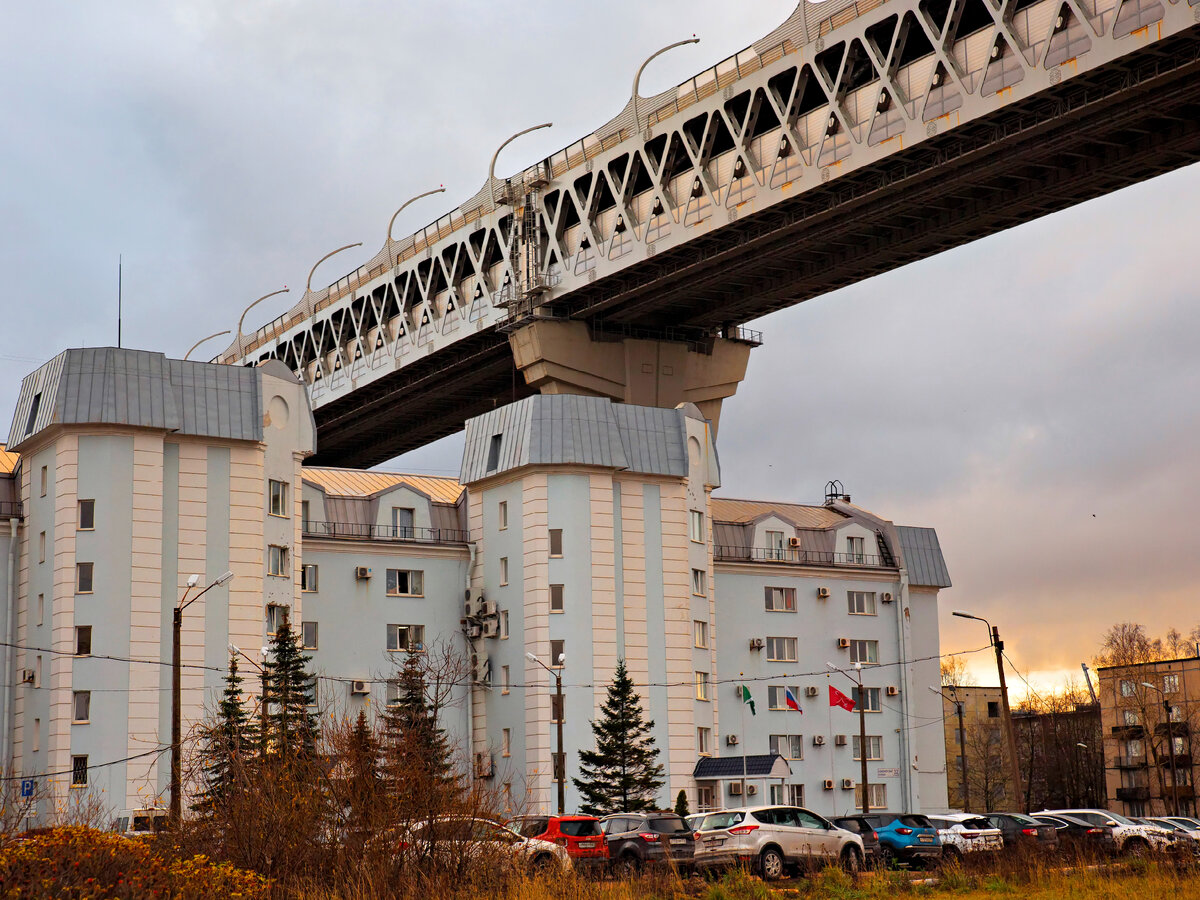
1037, 809, 1170, 855
694, 805, 864, 879
926, 814, 1003, 860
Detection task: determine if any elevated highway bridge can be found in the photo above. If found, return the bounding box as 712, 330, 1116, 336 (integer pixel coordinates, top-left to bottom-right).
218, 0, 1200, 467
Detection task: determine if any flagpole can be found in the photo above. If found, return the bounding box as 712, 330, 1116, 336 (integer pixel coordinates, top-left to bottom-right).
739, 674, 747, 799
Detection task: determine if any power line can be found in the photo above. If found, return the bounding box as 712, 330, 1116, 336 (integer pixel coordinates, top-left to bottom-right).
0, 745, 169, 784
0, 640, 226, 674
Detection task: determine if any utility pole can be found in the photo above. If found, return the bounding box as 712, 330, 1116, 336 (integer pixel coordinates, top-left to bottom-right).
856, 666, 870, 816
1143, 682, 1179, 815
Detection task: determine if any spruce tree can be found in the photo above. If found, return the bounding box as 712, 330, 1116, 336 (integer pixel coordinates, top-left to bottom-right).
381, 654, 457, 817
573, 659, 664, 815
343, 709, 383, 835
195, 654, 258, 813
674, 789, 690, 819
261, 608, 319, 761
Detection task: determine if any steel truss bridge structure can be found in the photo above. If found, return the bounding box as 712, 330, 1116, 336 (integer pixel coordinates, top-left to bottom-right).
220, 0, 1200, 468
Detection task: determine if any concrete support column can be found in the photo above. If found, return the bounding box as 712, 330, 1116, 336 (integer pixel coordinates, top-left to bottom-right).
507, 320, 754, 434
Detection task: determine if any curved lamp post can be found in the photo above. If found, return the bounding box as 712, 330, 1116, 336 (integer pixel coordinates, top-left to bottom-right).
489, 123, 553, 209
305, 243, 364, 295
387, 187, 447, 246
632, 37, 700, 134
234, 288, 290, 358
183, 330, 231, 362
526, 650, 565, 814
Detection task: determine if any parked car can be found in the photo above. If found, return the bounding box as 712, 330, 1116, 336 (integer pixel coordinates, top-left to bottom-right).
1036, 809, 1170, 855
927, 814, 1003, 862
600, 812, 696, 873
686, 813, 707, 833
113, 809, 168, 838
1137, 818, 1200, 856
507, 815, 608, 867
694, 806, 864, 879
405, 816, 571, 873
1030, 813, 1118, 855
832, 815, 884, 867
862, 813, 941, 868
1165, 816, 1200, 834
983, 812, 1059, 851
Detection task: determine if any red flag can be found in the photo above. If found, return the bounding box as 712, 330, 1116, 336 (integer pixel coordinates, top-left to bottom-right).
829, 685, 857, 711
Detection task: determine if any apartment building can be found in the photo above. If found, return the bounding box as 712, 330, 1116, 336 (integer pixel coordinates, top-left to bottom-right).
1099, 656, 1199, 817
939, 685, 1007, 811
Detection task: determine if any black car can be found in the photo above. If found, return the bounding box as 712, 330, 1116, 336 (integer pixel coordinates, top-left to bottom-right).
984, 812, 1059, 851
833, 815, 884, 866
600, 812, 696, 872
1031, 813, 1117, 855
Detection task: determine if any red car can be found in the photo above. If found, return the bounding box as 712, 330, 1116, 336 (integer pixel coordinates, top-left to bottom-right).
508, 815, 608, 866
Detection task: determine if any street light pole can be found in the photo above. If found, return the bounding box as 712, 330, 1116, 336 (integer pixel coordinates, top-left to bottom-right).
931, 686, 971, 811
1143, 682, 1179, 815
170, 571, 233, 828
829, 661, 870, 815
528, 651, 566, 815
953, 611, 1026, 811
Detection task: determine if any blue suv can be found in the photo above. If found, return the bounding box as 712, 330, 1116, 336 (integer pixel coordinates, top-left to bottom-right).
863, 814, 941, 868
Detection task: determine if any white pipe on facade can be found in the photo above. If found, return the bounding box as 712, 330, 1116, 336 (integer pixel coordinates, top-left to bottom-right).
2, 517, 20, 775
464, 541, 478, 768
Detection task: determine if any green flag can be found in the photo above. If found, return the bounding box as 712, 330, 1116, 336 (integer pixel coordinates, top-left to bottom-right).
738, 684, 756, 716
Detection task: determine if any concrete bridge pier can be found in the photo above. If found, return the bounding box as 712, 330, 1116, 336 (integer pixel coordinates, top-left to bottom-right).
507, 319, 757, 434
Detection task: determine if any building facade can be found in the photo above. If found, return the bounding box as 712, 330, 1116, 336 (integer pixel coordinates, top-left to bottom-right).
0, 348, 953, 824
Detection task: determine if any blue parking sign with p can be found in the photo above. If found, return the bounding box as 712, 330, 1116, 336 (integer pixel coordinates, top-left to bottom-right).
20, 779, 34, 798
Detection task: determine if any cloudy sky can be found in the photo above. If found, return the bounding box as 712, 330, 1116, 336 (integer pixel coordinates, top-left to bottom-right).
3, 2, 1197, 694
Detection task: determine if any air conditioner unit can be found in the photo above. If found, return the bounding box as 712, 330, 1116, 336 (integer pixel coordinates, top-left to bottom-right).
481, 618, 500, 639
729, 782, 743, 796
841, 778, 855, 790
464, 601, 475, 618
822, 779, 835, 791
788, 537, 801, 548
726, 734, 739, 746
887, 686, 899, 696
837, 638, 851, 649
464, 622, 482, 640
817, 587, 830, 599
350, 680, 370, 695
475, 752, 494, 779
746, 784, 758, 796
749, 638, 764, 651
354, 566, 372, 580
473, 654, 491, 684
835, 735, 848, 747
20, 669, 34, 685
805, 686, 819, 698
813, 735, 826, 747
881, 592, 894, 603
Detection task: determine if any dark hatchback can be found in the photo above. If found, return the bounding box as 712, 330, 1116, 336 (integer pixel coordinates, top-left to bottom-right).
600, 812, 696, 872
1031, 813, 1118, 855
832, 816, 884, 866
985, 812, 1059, 851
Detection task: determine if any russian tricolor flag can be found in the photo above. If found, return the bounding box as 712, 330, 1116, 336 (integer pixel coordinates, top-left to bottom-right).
784, 687, 802, 712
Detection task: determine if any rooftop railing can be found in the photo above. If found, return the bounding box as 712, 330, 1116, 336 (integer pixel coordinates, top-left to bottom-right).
302, 521, 470, 545
713, 545, 893, 569
0, 501, 23, 520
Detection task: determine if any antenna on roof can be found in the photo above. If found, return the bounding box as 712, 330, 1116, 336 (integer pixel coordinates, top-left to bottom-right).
117, 255, 123, 349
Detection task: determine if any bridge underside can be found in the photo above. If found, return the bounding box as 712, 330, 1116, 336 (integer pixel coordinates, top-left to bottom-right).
310, 31, 1200, 469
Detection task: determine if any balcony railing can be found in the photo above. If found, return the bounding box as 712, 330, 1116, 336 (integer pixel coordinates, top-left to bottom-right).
1116, 786, 1150, 802
1114, 755, 1148, 768
714, 545, 894, 569
0, 501, 23, 519
1155, 721, 1190, 737
1111, 724, 1145, 738
1166, 754, 1193, 769
302, 521, 470, 545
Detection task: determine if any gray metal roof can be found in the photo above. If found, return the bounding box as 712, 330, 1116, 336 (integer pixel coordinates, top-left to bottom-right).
460, 395, 692, 484
896, 526, 953, 588
693, 754, 792, 780
7, 348, 262, 449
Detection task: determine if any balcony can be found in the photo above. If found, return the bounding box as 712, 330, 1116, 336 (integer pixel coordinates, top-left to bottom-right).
1166, 754, 1193, 769
1115, 755, 1148, 769
302, 521, 470, 545
1111, 724, 1145, 739
0, 501, 23, 520
1155, 721, 1190, 737
713, 545, 895, 569
1116, 786, 1150, 802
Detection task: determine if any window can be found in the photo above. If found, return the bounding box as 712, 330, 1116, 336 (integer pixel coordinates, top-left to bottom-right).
852, 735, 884, 761
71, 754, 87, 787
854, 686, 882, 712
849, 639, 879, 665
697, 785, 716, 812
38, 532, 45, 564
769, 784, 785, 804
697, 727, 711, 755
766, 637, 797, 662
386, 680, 401, 706
550, 583, 564, 612
301, 500, 310, 529
498, 501, 508, 530
695, 671, 710, 701
306, 675, 318, 709
387, 624, 425, 652
502, 728, 511, 757
77, 500, 95, 531
788, 784, 804, 806
391, 507, 414, 537
847, 536, 866, 563
269, 479, 288, 517
32, 719, 39, 753
765, 530, 785, 560
767, 686, 800, 710
74, 626, 92, 656
268, 545, 289, 577
689, 510, 704, 542
1172, 735, 1187, 756
73, 691, 90, 723
854, 783, 887, 810
1123, 709, 1141, 726
37, 594, 44, 627
549, 529, 563, 557
26, 394, 42, 438
501, 665, 510, 695
769, 734, 804, 759
266, 604, 286, 637
1127, 739, 1144, 758
549, 639, 565, 667
1164, 674, 1180, 694
76, 562, 94, 594
1120, 680, 1136, 697
302, 621, 318, 650
385, 569, 424, 596
500, 610, 509, 639
500, 558, 509, 586
694, 620, 709, 649
34, 656, 42, 688
1169, 705, 1183, 723
39, 465, 47, 497
692, 568, 706, 596
486, 434, 502, 472
764, 587, 796, 612
301, 564, 318, 592
847, 591, 877, 615
987, 701, 1001, 718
